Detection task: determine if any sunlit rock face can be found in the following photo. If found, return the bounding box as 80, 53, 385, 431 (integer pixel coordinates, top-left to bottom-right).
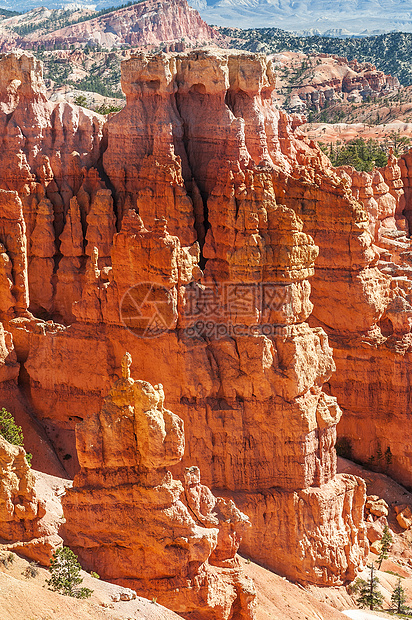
0, 49, 374, 586
0, 433, 62, 565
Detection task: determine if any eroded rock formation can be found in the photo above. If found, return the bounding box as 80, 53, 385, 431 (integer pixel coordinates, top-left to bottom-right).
0, 434, 62, 564
183, 465, 252, 566
7, 48, 412, 600
319, 150, 412, 490
8, 34, 412, 609
62, 353, 256, 620
0, 49, 372, 587
0, 50, 104, 324
285, 54, 399, 113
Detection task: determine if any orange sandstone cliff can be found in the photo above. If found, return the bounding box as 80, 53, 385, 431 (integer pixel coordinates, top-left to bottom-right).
0, 49, 375, 592
313, 152, 412, 490
0, 433, 63, 564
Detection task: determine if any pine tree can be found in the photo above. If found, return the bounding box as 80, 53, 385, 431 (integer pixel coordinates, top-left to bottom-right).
391, 577, 407, 614
377, 524, 393, 569
46, 547, 93, 599
355, 563, 384, 611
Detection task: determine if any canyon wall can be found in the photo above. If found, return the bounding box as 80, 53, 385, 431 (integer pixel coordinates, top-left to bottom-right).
268, 134, 412, 495
3, 43, 412, 602
0, 49, 371, 587
323, 153, 412, 489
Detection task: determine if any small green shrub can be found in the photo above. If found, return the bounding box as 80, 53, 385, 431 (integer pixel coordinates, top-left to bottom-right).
94, 103, 123, 115
74, 94, 88, 107
385, 569, 404, 578
0, 552, 14, 568
385, 446, 393, 467
23, 562, 39, 578
0, 408, 32, 465
46, 547, 93, 599
90, 571, 100, 579
366, 444, 394, 473
0, 408, 23, 445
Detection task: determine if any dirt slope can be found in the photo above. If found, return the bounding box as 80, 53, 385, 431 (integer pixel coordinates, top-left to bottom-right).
0, 552, 184, 620
242, 558, 349, 620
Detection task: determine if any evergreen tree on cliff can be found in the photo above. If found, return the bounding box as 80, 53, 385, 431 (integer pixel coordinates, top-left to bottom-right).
46, 547, 93, 599
355, 563, 384, 611
377, 524, 393, 569
391, 577, 407, 614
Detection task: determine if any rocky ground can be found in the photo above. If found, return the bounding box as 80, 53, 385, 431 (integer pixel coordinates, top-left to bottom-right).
306, 86, 412, 126
243, 560, 348, 619
268, 51, 400, 117
343, 612, 395, 619
301, 119, 412, 145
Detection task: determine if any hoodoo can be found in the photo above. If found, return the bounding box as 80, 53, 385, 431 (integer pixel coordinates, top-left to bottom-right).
62, 352, 256, 620
0, 433, 62, 565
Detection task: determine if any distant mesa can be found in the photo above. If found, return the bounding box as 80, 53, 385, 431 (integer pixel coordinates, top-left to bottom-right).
0, 0, 219, 51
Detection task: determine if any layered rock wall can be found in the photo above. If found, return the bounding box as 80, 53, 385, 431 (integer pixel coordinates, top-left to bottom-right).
312, 151, 412, 490
0, 51, 105, 325
0, 50, 371, 586
5, 45, 412, 593
3, 0, 218, 52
